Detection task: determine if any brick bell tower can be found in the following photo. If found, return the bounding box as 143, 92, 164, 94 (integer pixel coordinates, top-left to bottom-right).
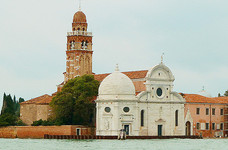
64, 10, 93, 82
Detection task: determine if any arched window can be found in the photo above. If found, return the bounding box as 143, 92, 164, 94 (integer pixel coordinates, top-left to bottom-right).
175, 110, 178, 126
70, 41, 75, 49
141, 110, 144, 127
77, 28, 80, 31
81, 40, 84, 48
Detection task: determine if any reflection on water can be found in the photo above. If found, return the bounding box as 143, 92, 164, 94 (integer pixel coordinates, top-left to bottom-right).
0, 138, 227, 150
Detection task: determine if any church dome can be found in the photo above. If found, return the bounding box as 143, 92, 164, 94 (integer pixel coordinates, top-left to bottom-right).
198, 89, 212, 97
98, 66, 135, 96
73, 11, 87, 23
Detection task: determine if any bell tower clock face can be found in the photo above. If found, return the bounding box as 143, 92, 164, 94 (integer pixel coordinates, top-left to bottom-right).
156, 88, 163, 97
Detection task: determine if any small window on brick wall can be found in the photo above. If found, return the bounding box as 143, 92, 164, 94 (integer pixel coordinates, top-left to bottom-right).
221, 123, 224, 130
196, 123, 200, 130
206, 123, 209, 130
212, 123, 215, 130
206, 108, 209, 115
220, 109, 224, 115
212, 108, 215, 115
196, 108, 200, 115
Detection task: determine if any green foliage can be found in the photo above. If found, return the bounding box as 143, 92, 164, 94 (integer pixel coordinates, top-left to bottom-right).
32, 119, 43, 126
50, 75, 99, 126
0, 93, 26, 126
31, 119, 56, 126
0, 113, 17, 126
224, 90, 228, 96
1, 94, 15, 115
16, 119, 26, 126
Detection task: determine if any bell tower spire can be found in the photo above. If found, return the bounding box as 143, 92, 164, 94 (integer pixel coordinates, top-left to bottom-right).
64, 9, 93, 82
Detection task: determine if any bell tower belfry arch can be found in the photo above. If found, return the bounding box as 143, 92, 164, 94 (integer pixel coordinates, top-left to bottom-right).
64, 10, 93, 82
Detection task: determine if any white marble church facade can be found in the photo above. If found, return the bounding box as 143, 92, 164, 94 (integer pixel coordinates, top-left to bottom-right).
96, 62, 186, 136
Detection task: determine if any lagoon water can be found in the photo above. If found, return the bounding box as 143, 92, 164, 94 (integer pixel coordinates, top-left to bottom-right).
0, 138, 227, 150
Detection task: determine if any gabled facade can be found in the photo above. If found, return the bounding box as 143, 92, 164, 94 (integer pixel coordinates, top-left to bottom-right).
137, 63, 185, 136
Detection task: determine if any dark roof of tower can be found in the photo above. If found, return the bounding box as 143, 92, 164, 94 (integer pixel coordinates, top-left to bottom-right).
73, 11, 87, 23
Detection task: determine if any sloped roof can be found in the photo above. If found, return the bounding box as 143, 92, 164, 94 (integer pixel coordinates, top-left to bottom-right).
182, 94, 228, 104
20, 94, 53, 105
94, 70, 148, 82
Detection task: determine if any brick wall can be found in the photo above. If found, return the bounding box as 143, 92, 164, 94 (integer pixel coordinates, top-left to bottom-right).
17, 126, 72, 138
0, 127, 17, 138
185, 103, 225, 138
36, 105, 51, 121
20, 104, 37, 125
0, 125, 93, 139
225, 106, 228, 136
20, 104, 52, 125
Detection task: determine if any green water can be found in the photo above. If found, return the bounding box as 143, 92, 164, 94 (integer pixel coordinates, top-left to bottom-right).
0, 139, 227, 150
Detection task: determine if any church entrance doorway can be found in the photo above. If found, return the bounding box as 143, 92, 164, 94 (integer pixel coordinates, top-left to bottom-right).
185, 121, 191, 136
158, 125, 162, 136
124, 125, 130, 135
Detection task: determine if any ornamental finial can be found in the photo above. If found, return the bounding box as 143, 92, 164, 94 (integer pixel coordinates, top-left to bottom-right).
79, 0, 81, 11
161, 53, 165, 64
115, 64, 119, 71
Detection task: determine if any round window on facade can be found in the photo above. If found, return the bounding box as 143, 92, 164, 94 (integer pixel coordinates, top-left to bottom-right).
156, 88, 163, 97
123, 107, 130, 113
105, 107, 111, 113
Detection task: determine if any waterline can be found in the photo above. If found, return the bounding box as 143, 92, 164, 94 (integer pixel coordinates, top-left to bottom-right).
0, 138, 227, 150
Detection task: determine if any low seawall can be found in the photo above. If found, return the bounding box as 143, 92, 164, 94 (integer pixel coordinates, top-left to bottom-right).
0, 126, 201, 139
0, 127, 17, 138
44, 134, 202, 139
0, 126, 93, 139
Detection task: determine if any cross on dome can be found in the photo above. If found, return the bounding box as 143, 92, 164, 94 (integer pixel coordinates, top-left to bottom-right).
115, 64, 119, 72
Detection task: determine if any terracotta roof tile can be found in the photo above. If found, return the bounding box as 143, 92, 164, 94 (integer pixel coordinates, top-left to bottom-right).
94, 70, 147, 94
94, 70, 148, 82
182, 94, 228, 104
21, 94, 53, 105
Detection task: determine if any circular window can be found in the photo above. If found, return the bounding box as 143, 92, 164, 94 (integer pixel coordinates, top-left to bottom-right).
156, 88, 163, 97
123, 107, 130, 112
104, 107, 111, 113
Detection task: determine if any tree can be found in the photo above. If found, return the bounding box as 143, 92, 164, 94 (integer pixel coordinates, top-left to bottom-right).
0, 113, 17, 126
224, 90, 228, 97
50, 75, 99, 126
1, 94, 14, 115
0, 94, 26, 126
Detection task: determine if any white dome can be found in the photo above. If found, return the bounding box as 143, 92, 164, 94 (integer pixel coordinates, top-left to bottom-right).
98, 68, 135, 96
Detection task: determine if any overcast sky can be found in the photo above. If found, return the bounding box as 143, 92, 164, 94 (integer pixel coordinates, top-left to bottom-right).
0, 0, 228, 110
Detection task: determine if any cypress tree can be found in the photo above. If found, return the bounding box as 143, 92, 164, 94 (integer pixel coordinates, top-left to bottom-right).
1, 93, 7, 115
0, 93, 25, 126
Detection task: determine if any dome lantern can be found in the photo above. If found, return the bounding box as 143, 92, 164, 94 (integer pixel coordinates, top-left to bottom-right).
72, 10, 88, 32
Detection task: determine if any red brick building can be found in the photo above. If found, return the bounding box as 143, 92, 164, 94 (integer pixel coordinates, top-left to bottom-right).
183, 94, 228, 138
